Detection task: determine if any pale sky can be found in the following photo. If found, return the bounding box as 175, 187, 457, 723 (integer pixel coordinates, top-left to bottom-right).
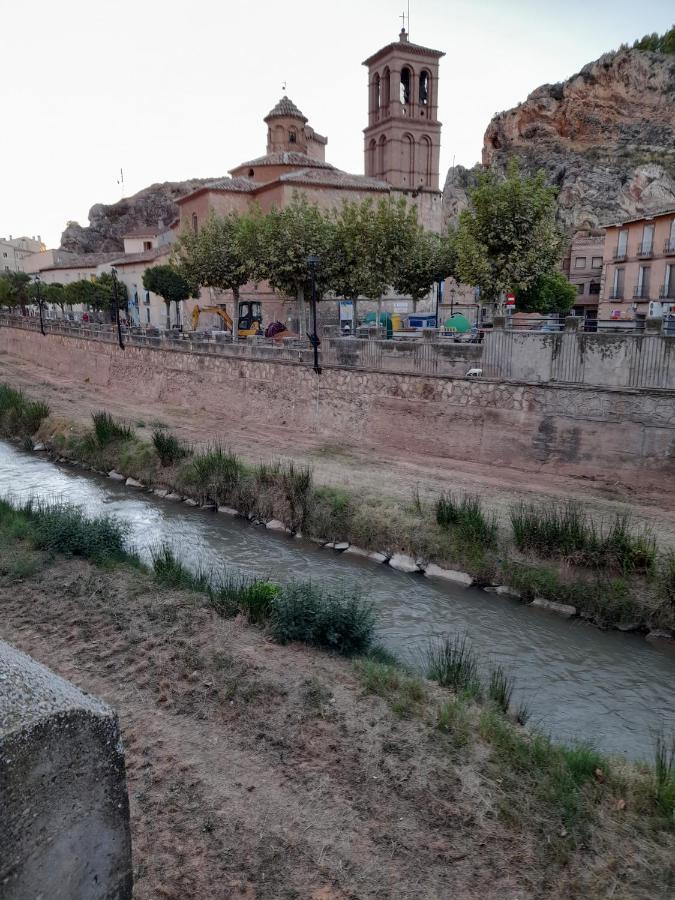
1, 0, 672, 248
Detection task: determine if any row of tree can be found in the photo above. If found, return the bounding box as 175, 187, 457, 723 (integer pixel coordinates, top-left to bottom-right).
0, 163, 576, 326
0, 271, 128, 318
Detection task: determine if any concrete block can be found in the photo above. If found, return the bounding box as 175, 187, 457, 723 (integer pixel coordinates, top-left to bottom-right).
344, 546, 370, 558
424, 564, 473, 586
266, 519, 289, 532
334, 542, 350, 552
389, 553, 421, 574
125, 477, 143, 489
183, 498, 198, 507
530, 597, 577, 618
368, 551, 389, 564
0, 640, 132, 900
153, 489, 169, 498
164, 492, 182, 502
108, 470, 125, 482
217, 506, 238, 516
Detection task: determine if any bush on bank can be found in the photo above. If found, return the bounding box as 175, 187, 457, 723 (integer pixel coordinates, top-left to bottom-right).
4, 384, 673, 632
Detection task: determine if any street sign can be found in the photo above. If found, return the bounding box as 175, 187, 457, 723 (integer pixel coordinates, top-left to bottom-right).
506, 293, 516, 308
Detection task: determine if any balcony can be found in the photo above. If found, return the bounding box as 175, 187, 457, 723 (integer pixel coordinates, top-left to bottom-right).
664, 240, 675, 256
636, 243, 654, 259
659, 285, 675, 300
633, 285, 650, 300
613, 247, 627, 261
608, 292, 624, 300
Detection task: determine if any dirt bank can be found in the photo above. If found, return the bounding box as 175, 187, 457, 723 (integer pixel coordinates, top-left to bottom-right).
0, 542, 673, 898
2, 348, 675, 547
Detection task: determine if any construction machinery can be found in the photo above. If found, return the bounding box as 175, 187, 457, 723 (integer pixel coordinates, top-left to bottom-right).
191, 301, 263, 337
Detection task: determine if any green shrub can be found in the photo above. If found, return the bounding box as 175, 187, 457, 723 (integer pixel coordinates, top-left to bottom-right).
426, 634, 482, 698
238, 580, 281, 624
92, 411, 134, 446
437, 698, 471, 748
281, 461, 313, 533
0, 383, 50, 437
436, 492, 497, 548
184, 444, 244, 505
152, 430, 190, 467
270, 582, 376, 656
21, 499, 129, 563
653, 730, 675, 823
356, 659, 426, 711
656, 551, 675, 606
308, 486, 353, 541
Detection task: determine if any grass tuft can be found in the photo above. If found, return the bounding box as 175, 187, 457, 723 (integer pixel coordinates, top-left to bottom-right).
152, 430, 190, 467
436, 492, 497, 548
150, 545, 210, 591
355, 659, 427, 717
653, 729, 675, 823
487, 664, 515, 714
426, 633, 482, 698
92, 411, 135, 446
183, 444, 244, 505
0, 383, 50, 437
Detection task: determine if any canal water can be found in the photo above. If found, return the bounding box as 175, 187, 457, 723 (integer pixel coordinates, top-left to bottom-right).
0, 440, 673, 761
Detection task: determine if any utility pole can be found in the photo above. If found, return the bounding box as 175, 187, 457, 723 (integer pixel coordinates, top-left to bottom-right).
306, 255, 321, 375
34, 273, 45, 336
111, 267, 125, 350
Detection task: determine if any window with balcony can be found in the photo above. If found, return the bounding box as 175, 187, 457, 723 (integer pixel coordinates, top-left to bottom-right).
667, 219, 675, 255
589, 281, 601, 295
574, 257, 586, 268
635, 265, 651, 299
663, 264, 675, 300
638, 223, 654, 257
611, 267, 624, 299
615, 230, 628, 259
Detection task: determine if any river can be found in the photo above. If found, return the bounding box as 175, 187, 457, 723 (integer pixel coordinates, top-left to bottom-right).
0, 440, 673, 761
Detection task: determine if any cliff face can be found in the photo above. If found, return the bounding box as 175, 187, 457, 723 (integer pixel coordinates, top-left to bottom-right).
60, 178, 220, 253
445, 47, 675, 230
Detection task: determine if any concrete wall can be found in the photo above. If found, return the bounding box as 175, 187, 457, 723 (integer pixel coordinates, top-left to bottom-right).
0, 640, 132, 900
1, 321, 674, 489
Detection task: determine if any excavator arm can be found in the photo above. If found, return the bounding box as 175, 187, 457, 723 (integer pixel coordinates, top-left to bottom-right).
191, 305, 234, 332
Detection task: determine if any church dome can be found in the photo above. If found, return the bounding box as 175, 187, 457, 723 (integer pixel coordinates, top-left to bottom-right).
264, 96, 307, 123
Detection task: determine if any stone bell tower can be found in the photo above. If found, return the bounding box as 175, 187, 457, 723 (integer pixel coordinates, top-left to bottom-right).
363, 28, 444, 192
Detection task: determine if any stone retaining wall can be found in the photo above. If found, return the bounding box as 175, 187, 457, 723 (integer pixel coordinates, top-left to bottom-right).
0, 639, 132, 900
1, 324, 674, 489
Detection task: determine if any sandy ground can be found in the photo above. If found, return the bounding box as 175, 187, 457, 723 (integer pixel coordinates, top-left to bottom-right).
2, 554, 673, 899
2, 350, 675, 546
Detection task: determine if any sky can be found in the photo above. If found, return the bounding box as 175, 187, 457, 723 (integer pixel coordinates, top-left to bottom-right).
1, 0, 673, 248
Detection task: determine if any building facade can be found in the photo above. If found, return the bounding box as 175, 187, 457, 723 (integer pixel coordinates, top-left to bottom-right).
1, 235, 45, 273
600, 208, 675, 321
562, 231, 604, 321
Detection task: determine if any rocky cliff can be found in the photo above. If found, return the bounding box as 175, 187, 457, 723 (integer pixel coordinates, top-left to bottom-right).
445, 46, 675, 230
60, 178, 220, 253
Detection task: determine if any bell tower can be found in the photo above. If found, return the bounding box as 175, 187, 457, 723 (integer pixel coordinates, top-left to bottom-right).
363, 28, 444, 191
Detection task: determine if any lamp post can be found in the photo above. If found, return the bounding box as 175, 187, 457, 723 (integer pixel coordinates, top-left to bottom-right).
434, 275, 444, 328
450, 287, 456, 318
306, 255, 321, 375
111, 267, 124, 350
33, 273, 45, 336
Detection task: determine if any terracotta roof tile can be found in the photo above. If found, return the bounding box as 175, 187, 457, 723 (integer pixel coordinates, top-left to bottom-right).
233, 152, 334, 171
278, 168, 390, 192
264, 96, 307, 122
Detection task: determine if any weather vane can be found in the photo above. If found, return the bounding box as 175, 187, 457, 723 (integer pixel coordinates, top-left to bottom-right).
282, 80, 287, 94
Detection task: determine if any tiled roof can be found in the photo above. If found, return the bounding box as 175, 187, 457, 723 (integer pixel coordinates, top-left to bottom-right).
278, 168, 390, 192
122, 226, 162, 238
107, 248, 167, 266
265, 96, 307, 122
601, 206, 675, 229
41, 252, 120, 271
363, 36, 445, 67
175, 176, 258, 204
233, 152, 335, 171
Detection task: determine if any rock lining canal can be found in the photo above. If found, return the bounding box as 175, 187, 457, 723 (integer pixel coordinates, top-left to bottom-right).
0, 440, 673, 761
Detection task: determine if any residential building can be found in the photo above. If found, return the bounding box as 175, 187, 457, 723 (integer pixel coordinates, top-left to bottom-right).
0, 235, 45, 273
562, 231, 604, 321
600, 207, 675, 321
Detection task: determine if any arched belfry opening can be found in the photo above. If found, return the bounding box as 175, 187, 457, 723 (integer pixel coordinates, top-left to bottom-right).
362, 29, 444, 191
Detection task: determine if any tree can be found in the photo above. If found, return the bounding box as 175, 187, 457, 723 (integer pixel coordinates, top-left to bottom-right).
93, 272, 128, 320
43, 283, 67, 314
454, 160, 564, 306
64, 279, 97, 310
143, 265, 194, 328
516, 271, 576, 315
172, 211, 257, 338
392, 229, 457, 313
257, 195, 335, 335
0, 272, 30, 312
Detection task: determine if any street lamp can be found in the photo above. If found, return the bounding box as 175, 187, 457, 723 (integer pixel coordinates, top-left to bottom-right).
434, 275, 444, 328
306, 255, 321, 375
111, 267, 125, 350
33, 273, 45, 336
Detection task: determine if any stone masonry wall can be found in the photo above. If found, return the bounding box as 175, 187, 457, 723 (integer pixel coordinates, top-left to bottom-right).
1, 325, 674, 489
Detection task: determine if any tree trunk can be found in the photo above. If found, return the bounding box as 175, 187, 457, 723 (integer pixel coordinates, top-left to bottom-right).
174, 300, 182, 331
377, 297, 382, 335
165, 300, 171, 330
232, 285, 239, 343
296, 285, 307, 339
352, 296, 358, 334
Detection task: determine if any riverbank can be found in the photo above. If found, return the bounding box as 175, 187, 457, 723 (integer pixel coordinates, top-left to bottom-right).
0, 501, 673, 898
1, 378, 672, 636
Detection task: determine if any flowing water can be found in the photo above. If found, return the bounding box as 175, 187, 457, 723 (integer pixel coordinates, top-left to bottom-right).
0, 440, 673, 761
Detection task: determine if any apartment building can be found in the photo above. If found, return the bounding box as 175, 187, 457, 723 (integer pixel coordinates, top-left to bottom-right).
600, 208, 675, 321
562, 231, 604, 321
0, 235, 45, 273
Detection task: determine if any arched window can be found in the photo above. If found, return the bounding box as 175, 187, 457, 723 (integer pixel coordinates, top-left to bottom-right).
400, 67, 411, 109
420, 135, 432, 186
289, 127, 297, 143
248, 168, 255, 178
401, 133, 414, 186
373, 73, 381, 112
378, 135, 387, 179
419, 71, 430, 107
192, 213, 198, 234
368, 138, 377, 177
382, 67, 390, 110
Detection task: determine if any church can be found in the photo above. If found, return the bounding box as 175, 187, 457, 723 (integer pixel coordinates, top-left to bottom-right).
176, 27, 445, 325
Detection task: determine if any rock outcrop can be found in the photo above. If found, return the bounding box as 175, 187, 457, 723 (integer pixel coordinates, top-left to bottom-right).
445, 47, 675, 230
60, 178, 220, 253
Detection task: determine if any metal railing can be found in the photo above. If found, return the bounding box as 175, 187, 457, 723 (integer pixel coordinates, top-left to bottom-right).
613, 247, 627, 260
664, 240, 675, 256
633, 285, 650, 299
636, 243, 654, 258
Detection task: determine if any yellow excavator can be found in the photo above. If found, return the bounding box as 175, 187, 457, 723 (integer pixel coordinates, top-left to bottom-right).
191, 301, 263, 337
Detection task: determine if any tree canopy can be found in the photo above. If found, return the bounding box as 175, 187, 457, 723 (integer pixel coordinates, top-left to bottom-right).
0, 272, 30, 310
454, 160, 564, 304
143, 265, 194, 328
516, 271, 576, 315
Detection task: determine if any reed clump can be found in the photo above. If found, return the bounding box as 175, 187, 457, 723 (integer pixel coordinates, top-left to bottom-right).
436, 492, 497, 549
0, 384, 50, 438
152, 430, 191, 467
92, 411, 135, 446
